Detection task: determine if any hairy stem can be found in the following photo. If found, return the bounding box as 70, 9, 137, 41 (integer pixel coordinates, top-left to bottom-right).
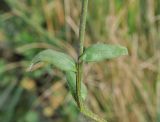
79, 0, 88, 55
76, 0, 88, 109
75, 1, 107, 121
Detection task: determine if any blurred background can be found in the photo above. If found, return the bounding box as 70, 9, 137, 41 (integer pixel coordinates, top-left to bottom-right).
0, 0, 160, 122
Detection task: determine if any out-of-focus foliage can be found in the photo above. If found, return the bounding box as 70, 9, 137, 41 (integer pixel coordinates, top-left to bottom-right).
0, 0, 160, 122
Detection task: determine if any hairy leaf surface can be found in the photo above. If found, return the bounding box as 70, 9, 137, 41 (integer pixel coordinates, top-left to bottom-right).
81, 43, 128, 62
29, 49, 76, 72
66, 72, 87, 101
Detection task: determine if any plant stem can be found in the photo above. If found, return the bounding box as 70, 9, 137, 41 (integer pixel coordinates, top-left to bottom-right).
156, 60, 160, 122
79, 0, 88, 55
76, 0, 88, 109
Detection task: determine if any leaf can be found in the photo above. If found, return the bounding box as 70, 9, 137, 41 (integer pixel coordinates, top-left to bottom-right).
29, 49, 76, 72
66, 72, 87, 101
81, 43, 128, 62
81, 103, 107, 122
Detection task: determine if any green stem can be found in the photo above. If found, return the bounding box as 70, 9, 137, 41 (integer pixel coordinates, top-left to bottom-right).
79, 0, 88, 55
76, 0, 88, 109
156, 61, 160, 122
75, 1, 107, 122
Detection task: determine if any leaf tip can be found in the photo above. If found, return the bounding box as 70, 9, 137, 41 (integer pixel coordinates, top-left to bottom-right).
121, 47, 128, 56
27, 63, 34, 72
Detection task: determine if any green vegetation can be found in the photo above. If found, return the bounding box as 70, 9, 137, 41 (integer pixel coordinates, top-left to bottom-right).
0, 0, 160, 122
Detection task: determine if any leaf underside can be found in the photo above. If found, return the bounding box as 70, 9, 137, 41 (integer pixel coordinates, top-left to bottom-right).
66, 72, 106, 121
81, 104, 107, 122
29, 49, 76, 72
66, 71, 87, 101
81, 43, 128, 62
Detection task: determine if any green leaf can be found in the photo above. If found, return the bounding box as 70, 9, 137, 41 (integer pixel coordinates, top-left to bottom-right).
66, 72, 87, 101
81, 43, 128, 62
29, 49, 76, 72
81, 104, 107, 122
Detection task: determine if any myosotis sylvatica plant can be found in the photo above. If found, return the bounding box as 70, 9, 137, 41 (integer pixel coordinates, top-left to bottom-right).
29, 0, 128, 122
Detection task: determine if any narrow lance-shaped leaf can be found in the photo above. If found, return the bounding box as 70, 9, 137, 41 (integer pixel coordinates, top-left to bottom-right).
81, 104, 107, 122
80, 43, 128, 62
29, 49, 76, 72
66, 71, 87, 101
